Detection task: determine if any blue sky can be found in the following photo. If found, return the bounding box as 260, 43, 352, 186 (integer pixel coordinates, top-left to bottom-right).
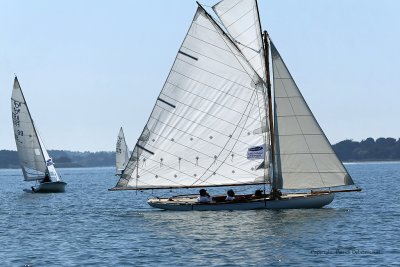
1, 0, 399, 152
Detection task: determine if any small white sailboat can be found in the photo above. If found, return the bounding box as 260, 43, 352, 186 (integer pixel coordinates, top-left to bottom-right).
11, 77, 66, 193
115, 127, 130, 176
109, 0, 360, 210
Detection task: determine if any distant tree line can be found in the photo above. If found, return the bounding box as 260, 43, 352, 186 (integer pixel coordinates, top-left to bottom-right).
0, 150, 115, 169
1, 137, 400, 168
333, 137, 400, 162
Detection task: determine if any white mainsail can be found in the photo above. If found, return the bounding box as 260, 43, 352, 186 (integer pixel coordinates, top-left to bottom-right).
270, 42, 354, 189
116, 7, 269, 189
11, 77, 60, 182
116, 127, 130, 175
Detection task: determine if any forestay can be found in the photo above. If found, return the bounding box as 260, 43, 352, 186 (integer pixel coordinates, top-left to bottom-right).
271, 42, 354, 189
116, 7, 269, 189
116, 127, 130, 174
11, 78, 58, 181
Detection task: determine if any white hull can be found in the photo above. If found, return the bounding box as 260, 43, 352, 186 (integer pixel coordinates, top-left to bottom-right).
25, 181, 67, 193
147, 193, 334, 211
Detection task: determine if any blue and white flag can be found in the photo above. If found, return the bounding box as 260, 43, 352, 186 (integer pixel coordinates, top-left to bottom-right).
247, 144, 265, 160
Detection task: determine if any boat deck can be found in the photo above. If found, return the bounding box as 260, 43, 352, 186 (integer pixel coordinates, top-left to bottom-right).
149, 192, 317, 205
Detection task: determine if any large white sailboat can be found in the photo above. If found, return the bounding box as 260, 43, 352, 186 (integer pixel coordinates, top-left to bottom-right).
11, 77, 67, 193
115, 127, 130, 176
109, 0, 360, 210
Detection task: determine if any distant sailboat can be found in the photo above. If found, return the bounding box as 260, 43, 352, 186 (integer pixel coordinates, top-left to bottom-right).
115, 127, 130, 176
11, 77, 66, 193
109, 0, 360, 210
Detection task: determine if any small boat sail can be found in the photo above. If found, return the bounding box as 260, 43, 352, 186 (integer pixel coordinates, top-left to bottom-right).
115, 127, 130, 176
11, 77, 67, 193
109, 0, 360, 210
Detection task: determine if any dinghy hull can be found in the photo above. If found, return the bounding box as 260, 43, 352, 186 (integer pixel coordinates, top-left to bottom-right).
147, 193, 334, 211
30, 181, 67, 193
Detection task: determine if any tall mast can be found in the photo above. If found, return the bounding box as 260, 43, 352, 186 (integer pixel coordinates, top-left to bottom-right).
262, 31, 275, 191
254, 0, 275, 189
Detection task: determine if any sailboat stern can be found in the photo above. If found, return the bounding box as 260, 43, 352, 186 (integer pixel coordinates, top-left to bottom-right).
32, 181, 67, 193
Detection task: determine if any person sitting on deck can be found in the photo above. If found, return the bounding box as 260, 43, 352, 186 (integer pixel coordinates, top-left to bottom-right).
253, 189, 263, 199
225, 189, 235, 201
271, 189, 282, 200
41, 172, 52, 183
197, 189, 212, 203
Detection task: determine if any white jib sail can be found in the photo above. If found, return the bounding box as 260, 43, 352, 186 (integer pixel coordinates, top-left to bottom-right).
271, 42, 354, 189
11, 77, 59, 182
116, 127, 130, 175
116, 7, 269, 189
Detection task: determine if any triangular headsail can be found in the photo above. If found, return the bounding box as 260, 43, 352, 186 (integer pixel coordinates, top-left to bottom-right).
270, 42, 354, 189
116, 127, 130, 175
115, 7, 269, 190
11, 77, 60, 182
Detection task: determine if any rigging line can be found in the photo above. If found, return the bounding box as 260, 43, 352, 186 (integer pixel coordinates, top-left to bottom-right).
185, 30, 241, 57
138, 152, 252, 186
235, 40, 260, 55
162, 82, 260, 122
273, 53, 326, 187
158, 92, 257, 130
152, 103, 260, 148
191, 87, 259, 185
193, 21, 242, 48
169, 69, 250, 103
174, 57, 255, 93
164, 82, 257, 120
232, 22, 258, 44
136, 149, 253, 188
134, 168, 192, 188
225, 7, 253, 29
212, 0, 243, 17
190, 21, 241, 54
155, 97, 260, 142
173, 59, 261, 96
145, 115, 262, 170
181, 39, 248, 74
235, 37, 260, 54
146, 141, 260, 181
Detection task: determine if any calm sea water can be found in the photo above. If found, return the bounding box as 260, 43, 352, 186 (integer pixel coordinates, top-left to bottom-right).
0, 163, 398, 266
